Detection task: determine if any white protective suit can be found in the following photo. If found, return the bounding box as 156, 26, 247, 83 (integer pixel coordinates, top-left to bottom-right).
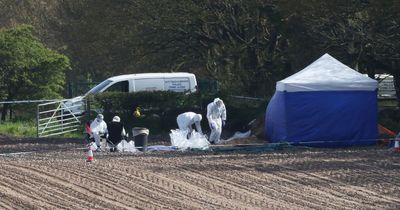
176, 112, 203, 136
90, 114, 108, 148
206, 98, 226, 144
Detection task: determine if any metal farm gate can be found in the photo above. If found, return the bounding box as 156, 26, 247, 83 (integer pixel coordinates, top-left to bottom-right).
37, 99, 85, 137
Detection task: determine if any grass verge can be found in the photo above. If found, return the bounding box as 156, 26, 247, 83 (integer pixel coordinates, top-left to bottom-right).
0, 121, 37, 137
0, 121, 83, 138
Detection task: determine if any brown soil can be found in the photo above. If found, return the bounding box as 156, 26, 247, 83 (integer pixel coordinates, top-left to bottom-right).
0, 135, 399, 210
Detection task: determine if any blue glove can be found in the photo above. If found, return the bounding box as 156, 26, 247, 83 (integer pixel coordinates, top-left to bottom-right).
222, 120, 226, 127
209, 122, 216, 130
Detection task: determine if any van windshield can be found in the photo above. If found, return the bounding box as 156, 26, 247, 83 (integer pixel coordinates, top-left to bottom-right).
85, 79, 113, 96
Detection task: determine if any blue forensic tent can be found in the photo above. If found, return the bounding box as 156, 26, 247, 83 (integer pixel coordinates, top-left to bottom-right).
266, 54, 379, 147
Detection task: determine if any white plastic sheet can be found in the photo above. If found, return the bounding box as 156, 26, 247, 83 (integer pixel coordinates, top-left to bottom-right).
147, 145, 178, 152
169, 129, 209, 150
116, 140, 138, 153
89, 142, 97, 151
224, 130, 252, 142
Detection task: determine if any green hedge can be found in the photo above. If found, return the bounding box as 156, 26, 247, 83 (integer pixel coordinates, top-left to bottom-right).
87, 91, 267, 135
379, 108, 400, 132
87, 92, 399, 137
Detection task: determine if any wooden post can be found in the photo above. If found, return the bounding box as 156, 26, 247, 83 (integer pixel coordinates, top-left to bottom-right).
36, 104, 39, 138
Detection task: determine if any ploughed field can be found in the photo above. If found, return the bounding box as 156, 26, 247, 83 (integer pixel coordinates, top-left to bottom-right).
0, 135, 399, 210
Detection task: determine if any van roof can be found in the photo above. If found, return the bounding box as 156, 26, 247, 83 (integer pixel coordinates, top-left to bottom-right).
108, 72, 195, 82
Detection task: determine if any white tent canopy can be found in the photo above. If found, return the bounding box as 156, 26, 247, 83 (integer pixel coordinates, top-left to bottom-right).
276, 54, 378, 92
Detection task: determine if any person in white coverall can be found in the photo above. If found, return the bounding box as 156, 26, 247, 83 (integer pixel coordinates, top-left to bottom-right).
207, 98, 226, 144
176, 112, 203, 138
90, 114, 108, 149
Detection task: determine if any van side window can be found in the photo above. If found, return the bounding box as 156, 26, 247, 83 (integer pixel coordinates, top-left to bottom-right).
105, 81, 129, 93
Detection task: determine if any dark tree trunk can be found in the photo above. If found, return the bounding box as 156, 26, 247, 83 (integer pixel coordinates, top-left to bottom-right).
1, 104, 8, 121
392, 70, 400, 108
9, 105, 12, 120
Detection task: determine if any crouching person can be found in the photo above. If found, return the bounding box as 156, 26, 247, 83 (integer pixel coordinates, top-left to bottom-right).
90, 114, 108, 151
176, 112, 203, 139
107, 116, 127, 152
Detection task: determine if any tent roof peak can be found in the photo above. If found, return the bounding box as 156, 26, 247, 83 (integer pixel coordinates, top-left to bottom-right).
276, 53, 377, 92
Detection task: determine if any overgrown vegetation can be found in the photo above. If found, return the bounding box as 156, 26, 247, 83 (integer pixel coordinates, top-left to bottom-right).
0, 121, 37, 137
378, 99, 400, 132
0, 120, 83, 138
86, 91, 266, 134
1, 0, 399, 101
0, 25, 71, 121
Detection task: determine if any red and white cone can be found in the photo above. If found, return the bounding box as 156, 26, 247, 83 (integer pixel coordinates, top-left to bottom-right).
87, 144, 94, 162
394, 140, 400, 153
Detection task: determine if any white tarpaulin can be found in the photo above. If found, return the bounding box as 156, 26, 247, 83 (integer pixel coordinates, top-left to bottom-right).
147, 145, 178, 152
223, 130, 252, 142
88, 140, 138, 152
116, 140, 138, 153
169, 129, 210, 150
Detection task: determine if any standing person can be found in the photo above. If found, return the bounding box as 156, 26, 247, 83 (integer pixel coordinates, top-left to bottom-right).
206, 98, 227, 144
176, 112, 203, 138
107, 116, 127, 152
90, 114, 108, 150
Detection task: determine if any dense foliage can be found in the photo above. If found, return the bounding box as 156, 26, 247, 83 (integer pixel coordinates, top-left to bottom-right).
0, 25, 70, 120
89, 91, 266, 133
1, 0, 399, 101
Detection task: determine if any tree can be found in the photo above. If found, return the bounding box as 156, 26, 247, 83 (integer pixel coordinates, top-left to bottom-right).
58, 0, 140, 81
367, 1, 400, 103
1, 0, 291, 97
128, 0, 289, 97
278, 0, 400, 105
0, 25, 70, 120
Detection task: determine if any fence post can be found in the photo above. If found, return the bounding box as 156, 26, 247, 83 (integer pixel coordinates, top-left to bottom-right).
36, 104, 39, 138
61, 102, 64, 133
86, 97, 91, 120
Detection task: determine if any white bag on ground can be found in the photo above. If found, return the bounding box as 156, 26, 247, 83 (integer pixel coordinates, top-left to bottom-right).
224, 130, 252, 142
147, 145, 178, 152
116, 140, 138, 153
89, 142, 97, 151
170, 129, 209, 150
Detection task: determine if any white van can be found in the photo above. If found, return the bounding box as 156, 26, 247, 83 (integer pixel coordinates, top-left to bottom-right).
64, 72, 197, 115
86, 72, 197, 95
